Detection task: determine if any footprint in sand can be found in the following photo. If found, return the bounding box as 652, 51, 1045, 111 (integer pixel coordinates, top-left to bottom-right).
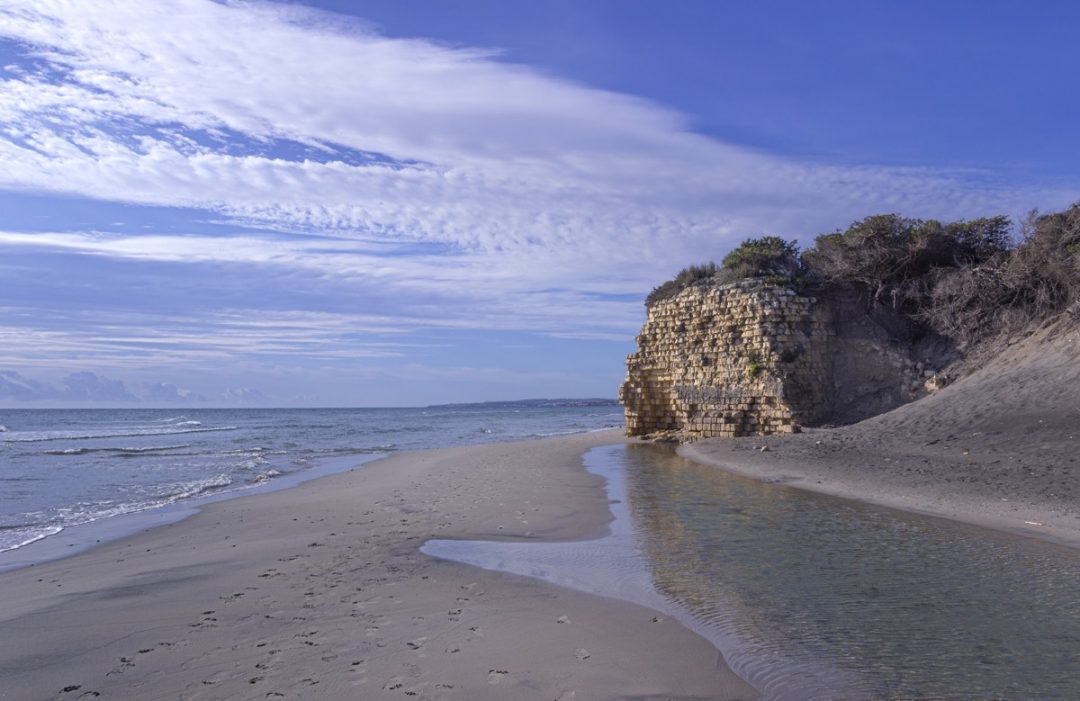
487, 669, 512, 685
105, 656, 135, 676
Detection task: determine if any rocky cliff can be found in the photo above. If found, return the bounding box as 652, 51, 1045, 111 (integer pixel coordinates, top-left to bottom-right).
620, 280, 951, 439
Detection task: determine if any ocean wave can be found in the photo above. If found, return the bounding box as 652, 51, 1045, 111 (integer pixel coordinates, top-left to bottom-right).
0, 521, 53, 531
313, 445, 396, 455
148, 416, 200, 425
250, 469, 282, 484
6, 473, 237, 553
43, 444, 193, 456
0, 525, 64, 553
169, 473, 233, 500
2, 425, 238, 443
219, 446, 286, 456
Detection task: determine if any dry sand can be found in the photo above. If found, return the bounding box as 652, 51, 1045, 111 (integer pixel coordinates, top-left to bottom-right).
0, 429, 758, 701
684, 320, 1080, 550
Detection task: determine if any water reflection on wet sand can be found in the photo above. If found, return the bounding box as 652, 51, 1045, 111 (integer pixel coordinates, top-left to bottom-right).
425, 443, 1080, 700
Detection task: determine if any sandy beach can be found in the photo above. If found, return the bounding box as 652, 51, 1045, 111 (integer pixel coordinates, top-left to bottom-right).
4, 318, 1076, 700
0, 429, 757, 701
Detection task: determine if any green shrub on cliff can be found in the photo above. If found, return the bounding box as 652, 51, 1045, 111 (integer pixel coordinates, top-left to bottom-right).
645, 237, 801, 306
645, 263, 721, 306
801, 214, 1012, 310
721, 236, 801, 281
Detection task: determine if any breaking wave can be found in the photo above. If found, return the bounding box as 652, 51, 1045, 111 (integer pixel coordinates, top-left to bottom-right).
2, 426, 237, 443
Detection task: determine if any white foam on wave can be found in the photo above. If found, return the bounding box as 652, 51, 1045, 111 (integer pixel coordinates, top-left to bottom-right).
221, 446, 273, 455
0, 525, 64, 553
116, 444, 192, 453
3, 425, 238, 443
251, 469, 283, 484
43, 444, 192, 456
171, 473, 233, 500
10, 473, 238, 553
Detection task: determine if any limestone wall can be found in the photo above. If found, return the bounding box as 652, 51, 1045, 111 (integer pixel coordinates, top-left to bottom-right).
620, 280, 935, 439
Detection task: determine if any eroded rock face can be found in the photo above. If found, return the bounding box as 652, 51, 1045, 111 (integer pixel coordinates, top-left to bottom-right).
620, 280, 940, 439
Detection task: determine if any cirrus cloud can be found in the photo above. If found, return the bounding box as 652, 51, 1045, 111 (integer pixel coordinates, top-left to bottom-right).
0, 0, 1075, 402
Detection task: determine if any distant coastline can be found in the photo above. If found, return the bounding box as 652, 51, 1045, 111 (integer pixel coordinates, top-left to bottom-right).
427, 397, 619, 409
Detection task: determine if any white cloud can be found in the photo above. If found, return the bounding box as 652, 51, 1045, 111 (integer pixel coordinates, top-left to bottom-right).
0, 306, 431, 372
0, 0, 1075, 389
0, 229, 646, 339
1, 1, 1069, 261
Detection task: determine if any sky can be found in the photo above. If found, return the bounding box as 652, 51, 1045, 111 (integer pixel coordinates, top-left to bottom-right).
0, 0, 1077, 407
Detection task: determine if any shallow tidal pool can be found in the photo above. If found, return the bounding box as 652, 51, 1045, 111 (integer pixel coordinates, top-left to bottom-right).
423, 443, 1080, 701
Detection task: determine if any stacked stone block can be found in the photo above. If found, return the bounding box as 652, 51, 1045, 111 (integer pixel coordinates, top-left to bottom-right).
620, 280, 833, 439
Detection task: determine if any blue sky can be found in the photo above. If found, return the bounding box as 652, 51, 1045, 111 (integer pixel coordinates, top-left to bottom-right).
0, 0, 1077, 407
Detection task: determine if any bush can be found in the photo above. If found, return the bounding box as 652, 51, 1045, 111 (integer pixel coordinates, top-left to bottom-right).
922, 205, 1080, 344
720, 236, 801, 282
802, 214, 1012, 311
945, 216, 1014, 265
646, 262, 720, 306
645, 237, 803, 307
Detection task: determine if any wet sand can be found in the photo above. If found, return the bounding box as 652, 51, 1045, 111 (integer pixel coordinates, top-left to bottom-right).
0, 430, 757, 700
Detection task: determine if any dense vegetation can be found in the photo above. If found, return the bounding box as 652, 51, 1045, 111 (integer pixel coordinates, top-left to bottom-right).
646, 204, 1080, 347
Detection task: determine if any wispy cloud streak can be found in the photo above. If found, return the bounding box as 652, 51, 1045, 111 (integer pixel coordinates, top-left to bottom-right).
0, 0, 1074, 397
2, 1, 1066, 254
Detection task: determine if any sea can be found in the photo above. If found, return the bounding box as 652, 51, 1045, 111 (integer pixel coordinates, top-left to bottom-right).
0, 402, 621, 560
